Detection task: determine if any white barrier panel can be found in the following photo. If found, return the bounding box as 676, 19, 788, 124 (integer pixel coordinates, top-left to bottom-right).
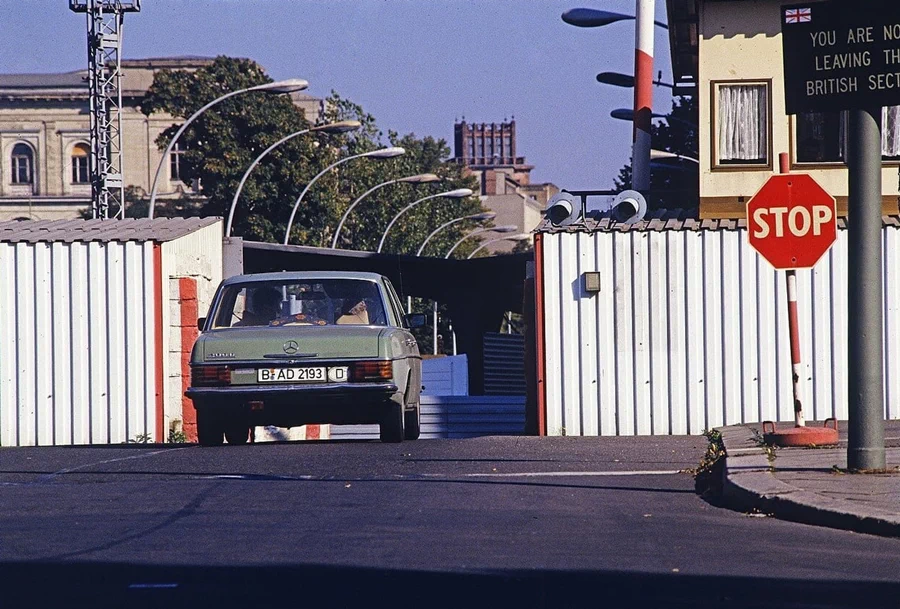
539, 224, 900, 436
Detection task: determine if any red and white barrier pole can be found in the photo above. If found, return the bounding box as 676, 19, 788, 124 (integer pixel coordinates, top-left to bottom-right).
631, 0, 655, 192
778, 152, 805, 428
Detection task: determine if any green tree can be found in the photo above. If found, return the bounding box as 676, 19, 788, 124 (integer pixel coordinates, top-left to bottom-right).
141, 56, 488, 256
613, 95, 698, 211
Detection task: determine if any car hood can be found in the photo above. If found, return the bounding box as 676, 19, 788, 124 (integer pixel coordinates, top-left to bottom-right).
196, 325, 388, 362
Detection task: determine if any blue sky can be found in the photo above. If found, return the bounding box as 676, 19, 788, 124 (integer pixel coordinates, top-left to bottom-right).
1, 0, 674, 191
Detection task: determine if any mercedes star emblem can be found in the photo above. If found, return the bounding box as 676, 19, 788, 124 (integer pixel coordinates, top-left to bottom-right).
283, 340, 299, 355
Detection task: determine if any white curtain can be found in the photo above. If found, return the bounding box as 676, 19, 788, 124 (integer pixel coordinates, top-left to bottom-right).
882, 106, 900, 157
718, 84, 767, 162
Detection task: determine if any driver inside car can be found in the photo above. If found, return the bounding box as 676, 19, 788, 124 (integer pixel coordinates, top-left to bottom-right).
235, 286, 282, 326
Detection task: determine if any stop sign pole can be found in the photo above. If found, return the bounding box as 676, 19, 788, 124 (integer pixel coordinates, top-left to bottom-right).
748, 154, 839, 446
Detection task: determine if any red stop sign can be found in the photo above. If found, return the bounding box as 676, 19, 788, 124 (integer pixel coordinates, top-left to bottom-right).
746, 173, 837, 269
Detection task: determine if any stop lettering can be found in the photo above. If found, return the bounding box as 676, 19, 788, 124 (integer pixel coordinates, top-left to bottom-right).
746, 174, 837, 270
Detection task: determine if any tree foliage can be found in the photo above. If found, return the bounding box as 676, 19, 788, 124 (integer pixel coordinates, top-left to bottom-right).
140, 56, 486, 256
613, 95, 698, 211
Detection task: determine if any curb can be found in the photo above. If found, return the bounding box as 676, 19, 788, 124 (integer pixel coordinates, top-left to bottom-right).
717, 424, 900, 538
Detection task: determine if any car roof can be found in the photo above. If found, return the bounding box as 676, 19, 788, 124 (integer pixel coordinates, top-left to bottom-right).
221, 270, 385, 286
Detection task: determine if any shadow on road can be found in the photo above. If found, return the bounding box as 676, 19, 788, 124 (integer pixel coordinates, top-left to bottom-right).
2, 561, 897, 609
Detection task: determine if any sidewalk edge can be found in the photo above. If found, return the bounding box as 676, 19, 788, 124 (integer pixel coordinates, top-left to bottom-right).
717, 425, 900, 538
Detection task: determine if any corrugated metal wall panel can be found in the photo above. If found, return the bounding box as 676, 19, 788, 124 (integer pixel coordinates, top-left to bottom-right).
483, 333, 525, 395
0, 241, 157, 446
540, 225, 900, 436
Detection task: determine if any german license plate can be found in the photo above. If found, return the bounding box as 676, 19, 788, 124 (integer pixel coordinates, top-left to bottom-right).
257, 366, 348, 383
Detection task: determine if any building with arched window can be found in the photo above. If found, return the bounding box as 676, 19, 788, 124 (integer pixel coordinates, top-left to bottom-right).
0, 57, 323, 220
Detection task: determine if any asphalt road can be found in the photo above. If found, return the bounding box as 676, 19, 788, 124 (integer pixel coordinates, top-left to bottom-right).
3, 435, 900, 608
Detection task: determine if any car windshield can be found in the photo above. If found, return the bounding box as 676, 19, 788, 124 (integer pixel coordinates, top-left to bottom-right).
210, 278, 388, 329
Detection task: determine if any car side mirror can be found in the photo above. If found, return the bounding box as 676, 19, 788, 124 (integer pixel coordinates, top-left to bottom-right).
405, 313, 427, 329
197, 317, 206, 331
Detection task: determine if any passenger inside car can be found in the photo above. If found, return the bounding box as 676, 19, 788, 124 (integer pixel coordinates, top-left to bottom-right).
336, 298, 369, 325
235, 286, 282, 326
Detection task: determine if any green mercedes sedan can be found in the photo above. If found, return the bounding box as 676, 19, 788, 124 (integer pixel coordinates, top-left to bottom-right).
186, 271, 425, 446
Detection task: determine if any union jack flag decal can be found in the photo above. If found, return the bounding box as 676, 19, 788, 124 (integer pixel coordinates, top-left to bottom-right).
785, 7, 812, 23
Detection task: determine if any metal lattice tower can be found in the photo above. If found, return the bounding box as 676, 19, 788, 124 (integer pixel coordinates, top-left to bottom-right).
69, 0, 141, 219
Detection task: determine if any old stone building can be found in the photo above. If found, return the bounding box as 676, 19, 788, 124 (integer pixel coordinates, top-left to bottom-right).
452, 120, 558, 251
0, 56, 322, 220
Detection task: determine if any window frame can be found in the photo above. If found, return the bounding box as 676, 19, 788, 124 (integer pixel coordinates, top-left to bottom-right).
11, 142, 34, 185
169, 141, 185, 182
710, 79, 773, 172
70, 142, 90, 184
790, 108, 900, 168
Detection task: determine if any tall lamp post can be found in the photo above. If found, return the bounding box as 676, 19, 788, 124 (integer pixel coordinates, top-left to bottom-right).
225, 120, 361, 238
330, 173, 441, 249
563, 4, 666, 193
376, 188, 473, 253
148, 78, 309, 219
283, 147, 406, 245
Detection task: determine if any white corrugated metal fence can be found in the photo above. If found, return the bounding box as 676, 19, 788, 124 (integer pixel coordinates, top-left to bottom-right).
539, 224, 900, 436
0, 240, 157, 446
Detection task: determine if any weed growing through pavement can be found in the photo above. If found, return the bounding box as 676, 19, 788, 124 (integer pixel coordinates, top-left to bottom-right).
168, 428, 187, 443
749, 427, 777, 466
693, 429, 725, 503
129, 433, 152, 444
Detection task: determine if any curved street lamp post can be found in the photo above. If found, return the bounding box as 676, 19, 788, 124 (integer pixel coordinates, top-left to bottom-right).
650, 149, 699, 164
415, 212, 496, 257
466, 233, 531, 258
403, 211, 496, 314
330, 173, 441, 249
283, 147, 406, 246
375, 188, 473, 253
443, 225, 517, 259
225, 120, 361, 238
148, 78, 309, 219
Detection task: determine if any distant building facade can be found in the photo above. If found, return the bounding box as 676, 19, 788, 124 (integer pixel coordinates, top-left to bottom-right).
0, 57, 322, 220
452, 120, 558, 251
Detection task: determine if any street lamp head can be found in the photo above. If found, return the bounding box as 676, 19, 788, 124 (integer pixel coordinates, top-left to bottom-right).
442, 188, 474, 198
473, 212, 496, 221
258, 78, 310, 93
562, 8, 633, 27
398, 173, 441, 184
610, 108, 636, 121
491, 225, 519, 234
364, 146, 406, 159
597, 72, 635, 88
311, 120, 361, 134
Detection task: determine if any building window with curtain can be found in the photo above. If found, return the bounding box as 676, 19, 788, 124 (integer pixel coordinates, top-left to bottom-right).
715, 82, 769, 166
795, 106, 900, 163
11, 143, 34, 184
71, 143, 90, 183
